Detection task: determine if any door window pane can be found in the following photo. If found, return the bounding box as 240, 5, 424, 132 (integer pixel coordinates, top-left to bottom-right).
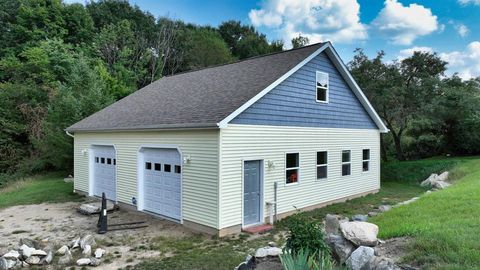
164, 164, 171, 172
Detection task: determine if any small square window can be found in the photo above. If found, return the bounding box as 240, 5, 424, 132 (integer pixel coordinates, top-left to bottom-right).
286, 153, 299, 168
175, 165, 181, 174
317, 151, 327, 165
342, 150, 351, 163
363, 161, 369, 172
107, 158, 111, 165
113, 159, 116, 165
145, 162, 152, 170
317, 166, 327, 179
95, 157, 99, 163
342, 164, 351, 176
154, 163, 161, 171
101, 157, 105, 164
164, 164, 171, 172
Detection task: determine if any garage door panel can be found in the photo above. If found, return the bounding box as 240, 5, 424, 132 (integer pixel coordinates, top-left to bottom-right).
92, 146, 116, 201
142, 148, 181, 220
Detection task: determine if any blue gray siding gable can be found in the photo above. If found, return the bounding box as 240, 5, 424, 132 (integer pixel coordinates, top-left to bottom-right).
230, 52, 377, 129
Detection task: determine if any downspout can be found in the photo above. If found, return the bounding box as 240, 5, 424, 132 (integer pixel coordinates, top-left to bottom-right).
65, 130, 74, 138
274, 181, 278, 223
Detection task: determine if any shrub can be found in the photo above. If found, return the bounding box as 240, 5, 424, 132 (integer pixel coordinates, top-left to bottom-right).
280, 249, 334, 270
381, 158, 460, 183
284, 213, 330, 255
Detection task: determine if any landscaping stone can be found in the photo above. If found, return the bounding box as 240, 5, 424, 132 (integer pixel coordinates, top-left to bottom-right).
57, 245, 69, 255
378, 205, 391, 212
0, 258, 7, 270
69, 237, 80, 249
43, 251, 53, 264
19, 239, 38, 249
31, 249, 47, 257
80, 235, 96, 249
266, 247, 282, 256
25, 256, 41, 265
90, 257, 101, 266
371, 256, 400, 270
352, 214, 368, 222
327, 233, 355, 264
347, 246, 375, 270
437, 171, 449, 181
4, 259, 16, 270
76, 258, 91, 266
2, 250, 20, 260
325, 214, 348, 234
433, 180, 450, 190
94, 248, 105, 259
78, 201, 115, 215
255, 248, 268, 258
368, 211, 379, 217
340, 221, 379, 246
268, 241, 277, 247
83, 245, 92, 256
19, 245, 35, 258
421, 174, 439, 187
58, 251, 73, 265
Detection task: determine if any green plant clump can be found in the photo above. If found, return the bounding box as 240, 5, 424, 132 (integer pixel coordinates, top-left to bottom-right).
284, 213, 330, 255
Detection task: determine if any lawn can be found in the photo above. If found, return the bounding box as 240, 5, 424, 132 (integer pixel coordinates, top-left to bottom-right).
370, 157, 480, 269
0, 173, 83, 208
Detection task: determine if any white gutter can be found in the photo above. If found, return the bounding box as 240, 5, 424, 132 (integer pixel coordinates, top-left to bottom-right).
65, 130, 74, 138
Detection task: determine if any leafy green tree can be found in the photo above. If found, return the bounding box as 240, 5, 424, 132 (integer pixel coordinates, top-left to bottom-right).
291, 35, 309, 48
62, 3, 95, 45
183, 28, 234, 69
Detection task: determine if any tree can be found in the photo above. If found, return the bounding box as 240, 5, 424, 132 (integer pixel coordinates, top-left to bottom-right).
291, 35, 309, 48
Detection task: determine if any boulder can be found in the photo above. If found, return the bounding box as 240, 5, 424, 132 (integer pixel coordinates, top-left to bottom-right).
94, 248, 105, 259
340, 221, 379, 246
31, 249, 47, 257
76, 258, 91, 266
80, 235, 96, 249
43, 251, 53, 264
327, 234, 355, 264
2, 250, 20, 260
325, 214, 348, 234
0, 258, 6, 270
371, 256, 400, 270
82, 245, 92, 256
255, 248, 268, 258
437, 171, 449, 181
57, 245, 69, 255
19, 245, 35, 258
5, 259, 17, 269
25, 256, 41, 265
352, 214, 368, 222
19, 239, 38, 249
78, 201, 115, 215
90, 257, 101, 266
421, 174, 438, 187
378, 205, 391, 212
433, 180, 450, 190
69, 237, 80, 249
57, 251, 73, 265
347, 246, 375, 270
266, 247, 283, 256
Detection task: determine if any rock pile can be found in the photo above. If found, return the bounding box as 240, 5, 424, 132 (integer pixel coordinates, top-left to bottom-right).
0, 235, 106, 269
234, 242, 283, 270
325, 214, 400, 270
421, 171, 450, 190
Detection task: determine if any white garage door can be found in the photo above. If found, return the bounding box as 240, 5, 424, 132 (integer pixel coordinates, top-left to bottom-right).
92, 145, 116, 201
143, 148, 181, 220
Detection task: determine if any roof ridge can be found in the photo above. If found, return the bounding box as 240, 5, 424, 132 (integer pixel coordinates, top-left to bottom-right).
164, 42, 327, 78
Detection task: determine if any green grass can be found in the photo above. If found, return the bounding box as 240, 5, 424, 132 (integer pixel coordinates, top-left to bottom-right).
370, 157, 480, 269
0, 173, 83, 208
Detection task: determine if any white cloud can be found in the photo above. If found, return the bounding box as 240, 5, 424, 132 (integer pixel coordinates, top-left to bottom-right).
439, 41, 480, 79
248, 0, 368, 47
458, 0, 480, 5
398, 46, 433, 60
455, 23, 469, 37
372, 0, 438, 45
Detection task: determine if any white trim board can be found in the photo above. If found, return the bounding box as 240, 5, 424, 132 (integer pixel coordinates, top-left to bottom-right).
217, 42, 389, 133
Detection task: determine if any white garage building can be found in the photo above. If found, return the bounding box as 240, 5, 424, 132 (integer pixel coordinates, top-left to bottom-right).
67, 42, 388, 235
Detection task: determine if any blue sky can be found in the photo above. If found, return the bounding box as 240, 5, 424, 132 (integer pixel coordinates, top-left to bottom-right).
72, 0, 480, 78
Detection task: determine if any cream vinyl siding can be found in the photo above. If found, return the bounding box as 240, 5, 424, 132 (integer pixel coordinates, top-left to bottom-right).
219, 124, 380, 229
73, 129, 219, 228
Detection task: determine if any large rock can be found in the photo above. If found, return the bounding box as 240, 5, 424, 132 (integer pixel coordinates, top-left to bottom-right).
0, 258, 7, 270
25, 256, 41, 265
78, 201, 115, 215
2, 250, 20, 260
69, 237, 80, 249
421, 174, 439, 187
340, 221, 379, 246
325, 214, 348, 234
80, 235, 96, 249
31, 249, 47, 257
327, 234, 355, 264
42, 251, 53, 264
90, 257, 101, 266
254, 247, 282, 258
4, 260, 16, 270
94, 248, 105, 259
77, 258, 91, 266
56, 245, 69, 255
58, 251, 73, 265
82, 245, 92, 256
437, 171, 449, 181
432, 180, 450, 190
20, 239, 38, 249
19, 245, 35, 258
347, 246, 375, 270
370, 256, 400, 270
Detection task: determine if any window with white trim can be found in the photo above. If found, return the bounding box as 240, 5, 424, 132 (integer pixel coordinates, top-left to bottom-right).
316, 151, 327, 179
316, 71, 329, 102
342, 150, 351, 176
286, 153, 299, 184
362, 149, 370, 172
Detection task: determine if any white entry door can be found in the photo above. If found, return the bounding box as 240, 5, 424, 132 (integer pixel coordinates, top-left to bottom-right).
92, 145, 116, 201
142, 148, 182, 220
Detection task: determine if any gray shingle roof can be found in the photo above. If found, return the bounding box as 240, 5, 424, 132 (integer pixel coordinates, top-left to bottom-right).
67, 43, 325, 132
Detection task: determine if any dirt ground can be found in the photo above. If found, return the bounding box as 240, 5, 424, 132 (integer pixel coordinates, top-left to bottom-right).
0, 200, 197, 269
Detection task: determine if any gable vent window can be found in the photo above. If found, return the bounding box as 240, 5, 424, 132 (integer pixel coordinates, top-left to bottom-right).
316, 71, 329, 103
